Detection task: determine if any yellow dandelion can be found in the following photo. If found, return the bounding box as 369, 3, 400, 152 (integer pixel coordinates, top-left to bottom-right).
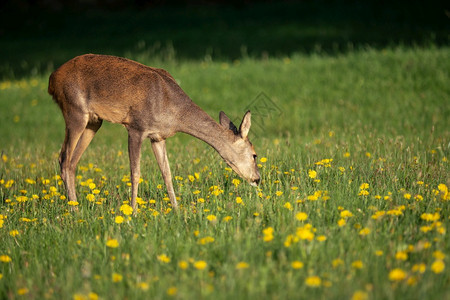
359, 183, 369, 190
223, 216, 233, 222
283, 202, 292, 210
17, 288, 29, 295
351, 260, 364, 269
308, 170, 317, 179
206, 214, 217, 222
236, 197, 243, 204
112, 273, 123, 282
431, 260, 445, 274
340, 210, 353, 218
115, 216, 124, 224
351, 290, 368, 300
120, 204, 133, 216
295, 212, 308, 221
0, 255, 12, 263
106, 239, 119, 248
291, 261, 304, 269
337, 218, 347, 227
178, 261, 188, 270
68, 201, 79, 206
157, 254, 171, 263
235, 262, 249, 269
260, 157, 267, 163
412, 263, 426, 274
389, 268, 406, 281
395, 251, 408, 261
433, 250, 445, 260
276, 190, 283, 196
359, 228, 371, 236
193, 260, 207, 270
167, 287, 177, 296
9, 230, 19, 237
305, 276, 321, 287
332, 258, 344, 268
316, 235, 327, 242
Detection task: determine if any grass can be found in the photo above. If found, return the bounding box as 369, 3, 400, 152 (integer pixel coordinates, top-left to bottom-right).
0, 2, 449, 297
0, 45, 448, 299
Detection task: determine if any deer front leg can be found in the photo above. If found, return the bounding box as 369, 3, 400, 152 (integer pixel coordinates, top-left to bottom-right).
128, 130, 145, 211
151, 140, 178, 210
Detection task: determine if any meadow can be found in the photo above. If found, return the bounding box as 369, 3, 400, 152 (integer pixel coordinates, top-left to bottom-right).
0, 2, 449, 300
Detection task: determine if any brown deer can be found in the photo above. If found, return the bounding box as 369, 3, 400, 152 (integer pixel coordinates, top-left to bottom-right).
48, 54, 260, 210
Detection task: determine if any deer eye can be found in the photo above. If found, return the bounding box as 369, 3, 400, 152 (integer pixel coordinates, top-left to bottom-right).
253, 154, 257, 161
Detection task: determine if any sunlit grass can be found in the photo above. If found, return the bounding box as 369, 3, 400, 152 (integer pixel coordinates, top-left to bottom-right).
0, 46, 449, 299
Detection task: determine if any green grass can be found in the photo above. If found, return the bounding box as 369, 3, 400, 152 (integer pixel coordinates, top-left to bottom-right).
0, 42, 449, 299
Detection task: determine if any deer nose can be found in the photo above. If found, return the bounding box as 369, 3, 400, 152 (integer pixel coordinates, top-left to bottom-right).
254, 177, 260, 185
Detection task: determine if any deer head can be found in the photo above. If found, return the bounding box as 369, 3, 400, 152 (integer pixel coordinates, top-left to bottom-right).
219, 111, 261, 186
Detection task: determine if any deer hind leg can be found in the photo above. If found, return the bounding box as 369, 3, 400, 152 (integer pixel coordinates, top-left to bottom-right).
60, 112, 89, 203
151, 140, 178, 209
128, 129, 145, 211
71, 119, 103, 169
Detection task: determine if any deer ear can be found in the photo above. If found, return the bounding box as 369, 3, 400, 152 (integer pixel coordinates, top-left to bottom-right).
219, 111, 238, 134
239, 110, 251, 139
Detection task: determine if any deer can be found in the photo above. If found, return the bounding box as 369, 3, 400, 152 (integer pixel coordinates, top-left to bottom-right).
48, 54, 260, 211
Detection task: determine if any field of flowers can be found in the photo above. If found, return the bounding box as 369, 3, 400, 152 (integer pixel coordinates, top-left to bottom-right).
0, 46, 449, 299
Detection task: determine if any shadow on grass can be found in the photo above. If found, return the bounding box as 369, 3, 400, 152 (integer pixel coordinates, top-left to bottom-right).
0, 0, 448, 79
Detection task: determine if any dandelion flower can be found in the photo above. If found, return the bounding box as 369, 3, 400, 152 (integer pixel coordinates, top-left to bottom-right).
193, 260, 207, 270
395, 251, 408, 261
359, 183, 369, 190
433, 250, 445, 260
308, 170, 317, 179
305, 276, 321, 287
351, 290, 368, 300
316, 235, 327, 242
359, 228, 371, 236
157, 254, 171, 263
260, 157, 267, 163
389, 268, 406, 281
412, 263, 426, 274
17, 288, 29, 295
115, 216, 124, 224
206, 215, 217, 222
68, 201, 79, 206
106, 239, 119, 248
262, 227, 274, 242
120, 204, 133, 216
235, 262, 249, 269
0, 255, 12, 263
291, 261, 304, 269
112, 273, 123, 282
295, 212, 308, 221
332, 258, 344, 268
351, 260, 364, 269
167, 287, 177, 296
9, 230, 19, 237
431, 260, 445, 274
337, 219, 347, 227
178, 261, 188, 269
340, 210, 353, 218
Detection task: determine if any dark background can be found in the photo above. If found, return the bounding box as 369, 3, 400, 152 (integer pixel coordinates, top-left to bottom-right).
0, 0, 448, 80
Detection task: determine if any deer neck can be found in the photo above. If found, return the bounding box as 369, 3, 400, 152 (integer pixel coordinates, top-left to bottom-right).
177, 103, 234, 157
